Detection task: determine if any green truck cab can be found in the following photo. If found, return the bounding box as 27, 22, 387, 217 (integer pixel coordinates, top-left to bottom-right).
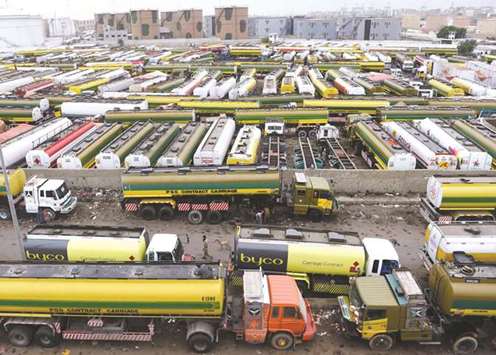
290, 172, 334, 221
338, 265, 496, 354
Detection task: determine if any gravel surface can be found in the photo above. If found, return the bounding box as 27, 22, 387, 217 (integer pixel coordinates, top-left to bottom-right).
0, 198, 493, 355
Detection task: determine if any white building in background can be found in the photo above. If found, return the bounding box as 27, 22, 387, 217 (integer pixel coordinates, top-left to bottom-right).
47, 17, 76, 38
0, 10, 46, 47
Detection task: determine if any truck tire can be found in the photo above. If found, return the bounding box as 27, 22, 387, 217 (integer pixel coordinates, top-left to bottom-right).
140, 205, 157, 220
206, 210, 222, 224
368, 334, 394, 351
42, 209, 56, 222
453, 335, 478, 354
34, 326, 61, 348
188, 210, 203, 225
308, 129, 318, 140
0, 207, 10, 220
297, 129, 307, 139
8, 325, 34, 347
158, 205, 175, 221
270, 332, 294, 350
308, 209, 323, 222
188, 333, 213, 353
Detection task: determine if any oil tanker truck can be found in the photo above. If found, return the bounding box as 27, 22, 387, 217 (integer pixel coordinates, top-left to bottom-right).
0, 262, 316, 352
422, 222, 496, 270
338, 264, 496, 354
0, 169, 77, 220
121, 168, 334, 224
421, 176, 496, 223
23, 224, 190, 263
233, 225, 400, 295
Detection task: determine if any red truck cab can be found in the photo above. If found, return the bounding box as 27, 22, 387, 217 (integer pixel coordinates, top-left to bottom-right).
241, 271, 316, 350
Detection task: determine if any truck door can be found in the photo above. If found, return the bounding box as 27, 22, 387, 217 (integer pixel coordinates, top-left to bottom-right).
279, 306, 302, 334
292, 188, 308, 215
41, 190, 57, 210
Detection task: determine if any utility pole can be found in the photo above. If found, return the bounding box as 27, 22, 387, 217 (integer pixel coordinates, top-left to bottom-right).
0, 144, 24, 260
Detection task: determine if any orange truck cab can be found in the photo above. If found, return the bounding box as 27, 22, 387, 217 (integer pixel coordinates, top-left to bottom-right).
240, 270, 316, 350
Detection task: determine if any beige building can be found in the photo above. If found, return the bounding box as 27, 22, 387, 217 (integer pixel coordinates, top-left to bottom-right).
423, 15, 449, 33
452, 16, 471, 28
478, 18, 496, 38
95, 13, 129, 39
74, 19, 95, 34
214, 6, 248, 40
401, 15, 421, 30
161, 9, 203, 38
129, 9, 160, 40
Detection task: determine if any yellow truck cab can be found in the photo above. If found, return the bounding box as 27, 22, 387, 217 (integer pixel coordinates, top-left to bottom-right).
291, 172, 333, 221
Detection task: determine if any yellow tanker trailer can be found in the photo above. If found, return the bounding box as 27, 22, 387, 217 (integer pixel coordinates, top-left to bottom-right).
0, 262, 316, 352
421, 176, 496, 223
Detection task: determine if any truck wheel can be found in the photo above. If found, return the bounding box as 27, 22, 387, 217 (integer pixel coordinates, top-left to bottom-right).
140, 205, 157, 220
297, 129, 307, 139
308, 129, 318, 140
42, 209, 56, 222
8, 325, 34, 347
270, 332, 294, 350
34, 326, 61, 348
453, 335, 478, 354
188, 210, 203, 225
206, 210, 222, 224
0, 207, 10, 220
308, 209, 323, 222
158, 205, 175, 221
188, 333, 213, 353
369, 334, 394, 351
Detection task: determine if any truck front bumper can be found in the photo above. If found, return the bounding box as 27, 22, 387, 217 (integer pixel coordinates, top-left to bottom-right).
60, 196, 77, 214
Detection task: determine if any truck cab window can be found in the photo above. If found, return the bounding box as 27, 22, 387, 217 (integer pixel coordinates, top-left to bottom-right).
40, 191, 45, 198
380, 260, 399, 275
372, 260, 379, 274
365, 309, 386, 320
55, 183, 69, 199
297, 190, 305, 196
157, 252, 173, 262
283, 307, 297, 319
46, 191, 55, 199
271, 307, 279, 318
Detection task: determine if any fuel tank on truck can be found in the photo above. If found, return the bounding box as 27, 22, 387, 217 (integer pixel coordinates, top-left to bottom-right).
235, 238, 366, 276
428, 262, 496, 317
0, 262, 225, 317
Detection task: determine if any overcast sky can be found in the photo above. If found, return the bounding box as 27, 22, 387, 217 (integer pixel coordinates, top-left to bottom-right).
4, 0, 496, 19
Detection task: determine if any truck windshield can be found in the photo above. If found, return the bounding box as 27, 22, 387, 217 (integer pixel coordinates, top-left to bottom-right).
319, 191, 331, 199
55, 183, 69, 200
381, 260, 400, 275
349, 286, 362, 309
298, 293, 308, 323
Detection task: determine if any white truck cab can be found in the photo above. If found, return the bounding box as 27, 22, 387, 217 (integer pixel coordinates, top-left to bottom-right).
23, 177, 77, 217
362, 237, 400, 276
146, 233, 190, 262
264, 121, 285, 136
317, 124, 339, 140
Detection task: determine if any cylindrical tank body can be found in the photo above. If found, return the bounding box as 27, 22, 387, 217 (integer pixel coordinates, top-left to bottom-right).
295, 75, 316, 96
228, 77, 256, 100
381, 121, 457, 170
105, 110, 194, 124
193, 78, 217, 98
334, 77, 365, 96
0, 264, 225, 317
193, 117, 236, 166
0, 76, 34, 94
429, 79, 465, 97
57, 123, 124, 169
0, 169, 26, 198
451, 120, 496, 161
171, 70, 208, 96
303, 99, 390, 112
95, 122, 155, 169
235, 239, 366, 276
0, 124, 32, 144
210, 77, 236, 99
98, 78, 134, 94
122, 170, 281, 199
0, 118, 72, 168
354, 121, 416, 170
227, 125, 261, 165
426, 176, 496, 210
428, 263, 496, 317
156, 122, 209, 167
26, 122, 97, 168
235, 109, 328, 125
450, 78, 487, 97
61, 100, 148, 117
124, 124, 181, 168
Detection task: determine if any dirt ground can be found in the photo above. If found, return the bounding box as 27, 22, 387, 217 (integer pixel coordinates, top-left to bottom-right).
0, 197, 493, 355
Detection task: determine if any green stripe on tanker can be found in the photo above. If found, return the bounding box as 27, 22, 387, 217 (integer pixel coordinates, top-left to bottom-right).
122, 171, 281, 197
105, 110, 194, 123
427, 176, 496, 210
451, 120, 496, 160
234, 109, 328, 124
79, 124, 124, 167
354, 122, 392, 168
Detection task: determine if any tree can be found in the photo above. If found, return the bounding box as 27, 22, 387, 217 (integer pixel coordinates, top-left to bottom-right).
458, 40, 477, 56
437, 26, 467, 39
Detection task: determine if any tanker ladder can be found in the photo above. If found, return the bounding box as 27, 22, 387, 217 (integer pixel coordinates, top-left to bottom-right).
321, 138, 356, 169
297, 136, 317, 169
